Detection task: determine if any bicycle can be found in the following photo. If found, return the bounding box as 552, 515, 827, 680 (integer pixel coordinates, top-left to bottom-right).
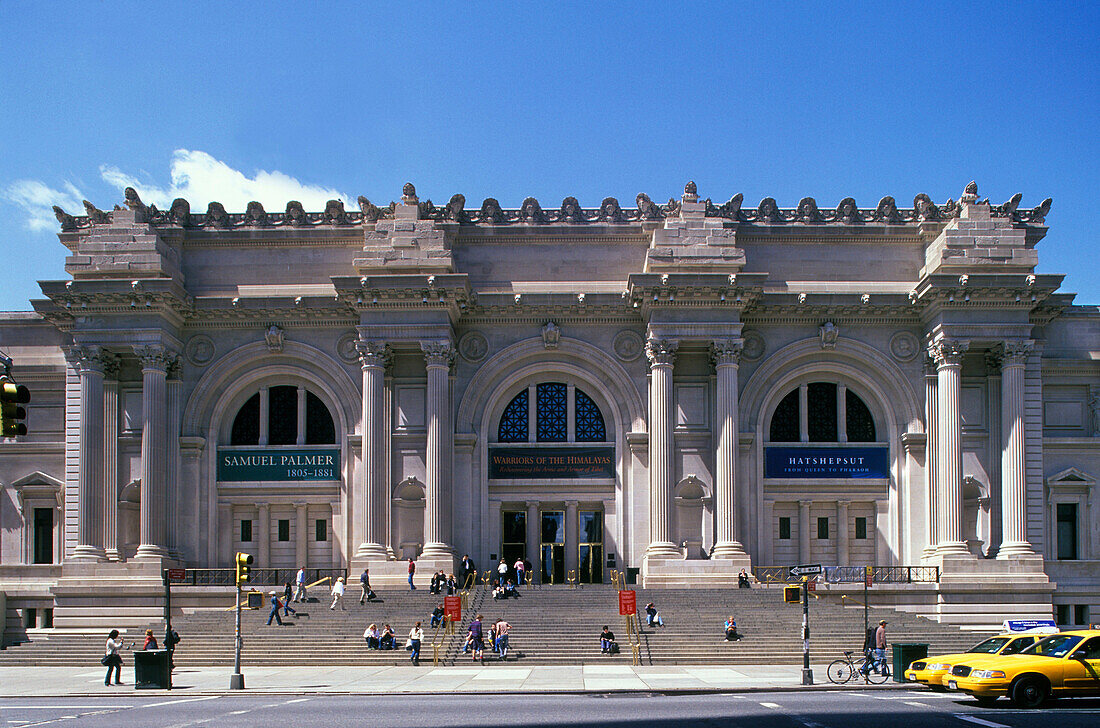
827, 649, 891, 684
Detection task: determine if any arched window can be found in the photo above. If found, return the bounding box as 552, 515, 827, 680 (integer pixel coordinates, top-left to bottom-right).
768, 382, 877, 443
229, 386, 336, 445
496, 382, 607, 443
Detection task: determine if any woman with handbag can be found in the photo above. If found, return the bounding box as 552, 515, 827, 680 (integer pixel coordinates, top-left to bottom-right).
408, 621, 423, 666
103, 629, 127, 685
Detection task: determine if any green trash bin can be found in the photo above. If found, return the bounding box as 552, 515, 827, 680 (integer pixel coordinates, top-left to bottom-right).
134, 648, 171, 689
892, 643, 929, 683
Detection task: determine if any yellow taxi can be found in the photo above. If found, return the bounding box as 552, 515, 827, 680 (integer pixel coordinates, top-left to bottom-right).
903, 632, 1042, 689
946, 629, 1100, 708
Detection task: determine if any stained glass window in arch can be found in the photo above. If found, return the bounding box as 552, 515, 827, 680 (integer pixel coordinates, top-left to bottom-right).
845, 389, 876, 442
574, 389, 606, 442
230, 393, 261, 445
536, 382, 568, 442
807, 382, 838, 442
498, 389, 529, 442
769, 389, 800, 442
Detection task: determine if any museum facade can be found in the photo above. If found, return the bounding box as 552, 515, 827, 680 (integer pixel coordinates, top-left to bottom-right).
1, 181, 1098, 632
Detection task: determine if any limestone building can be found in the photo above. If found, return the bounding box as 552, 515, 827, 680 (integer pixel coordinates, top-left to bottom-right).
1, 181, 1098, 633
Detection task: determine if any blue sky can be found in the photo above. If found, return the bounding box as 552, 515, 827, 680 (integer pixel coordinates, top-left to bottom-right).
1, 1, 1097, 311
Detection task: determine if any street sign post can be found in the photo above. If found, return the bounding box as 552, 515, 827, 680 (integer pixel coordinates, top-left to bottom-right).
618, 590, 636, 615
444, 595, 462, 622
789, 564, 823, 579
167, 568, 186, 583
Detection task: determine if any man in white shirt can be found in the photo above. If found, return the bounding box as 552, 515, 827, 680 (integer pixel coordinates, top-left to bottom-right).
294, 567, 306, 602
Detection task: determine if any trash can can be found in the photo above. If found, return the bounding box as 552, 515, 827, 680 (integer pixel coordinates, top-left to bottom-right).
134, 649, 171, 689
892, 643, 929, 683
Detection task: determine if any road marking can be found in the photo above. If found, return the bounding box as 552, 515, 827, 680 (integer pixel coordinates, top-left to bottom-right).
760, 702, 781, 709
144, 696, 219, 707
904, 701, 929, 707
227, 710, 250, 716
284, 699, 310, 704
0, 707, 131, 710
954, 715, 1010, 728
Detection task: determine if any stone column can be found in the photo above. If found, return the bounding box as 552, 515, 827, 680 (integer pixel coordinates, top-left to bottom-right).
711, 339, 747, 559
103, 359, 120, 561
837, 500, 850, 566
134, 345, 173, 561
798, 500, 811, 563
218, 503, 232, 567
999, 340, 1035, 557
525, 500, 540, 584
295, 502, 309, 567
71, 346, 110, 562
258, 387, 270, 445
645, 338, 681, 558
421, 341, 456, 559
166, 363, 182, 559
296, 386, 307, 445
257, 503, 270, 566
923, 358, 939, 558
355, 341, 390, 560
565, 500, 579, 579
930, 338, 969, 555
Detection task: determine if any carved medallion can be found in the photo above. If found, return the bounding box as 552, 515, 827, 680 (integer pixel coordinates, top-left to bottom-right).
458, 331, 489, 363
741, 330, 766, 361
612, 330, 644, 362
336, 332, 360, 364
889, 331, 920, 363
184, 335, 216, 366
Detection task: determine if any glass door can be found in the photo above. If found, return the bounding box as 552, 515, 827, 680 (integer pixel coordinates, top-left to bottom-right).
500, 510, 526, 584
578, 510, 603, 583
541, 510, 565, 584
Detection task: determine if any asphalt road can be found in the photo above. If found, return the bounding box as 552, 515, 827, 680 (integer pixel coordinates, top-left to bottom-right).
1, 691, 1099, 728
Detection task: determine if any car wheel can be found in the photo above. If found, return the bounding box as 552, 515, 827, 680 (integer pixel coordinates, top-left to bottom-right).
974, 696, 998, 707
1011, 677, 1047, 709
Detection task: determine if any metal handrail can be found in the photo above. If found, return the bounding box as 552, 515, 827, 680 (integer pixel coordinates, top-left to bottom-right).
177, 568, 347, 587
752, 565, 939, 584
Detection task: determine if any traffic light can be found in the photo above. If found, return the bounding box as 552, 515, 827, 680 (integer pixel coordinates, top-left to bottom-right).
1, 380, 30, 437
784, 585, 802, 603
235, 552, 253, 585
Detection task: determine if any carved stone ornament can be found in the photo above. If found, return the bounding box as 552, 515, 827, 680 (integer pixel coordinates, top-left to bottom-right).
264, 325, 285, 353
336, 332, 360, 364
169, 198, 191, 226
541, 321, 561, 349
1088, 392, 1100, 437
446, 194, 467, 222
83, 200, 110, 224
521, 197, 545, 223
53, 206, 77, 231
357, 196, 383, 223
285, 200, 307, 226
819, 322, 839, 350
797, 197, 824, 224
928, 338, 969, 367
323, 199, 347, 224
134, 344, 176, 371
683, 180, 699, 202
70, 345, 117, 374
355, 340, 391, 368
458, 331, 489, 363
421, 341, 456, 369
205, 201, 231, 228
710, 339, 744, 367
999, 340, 1034, 367
645, 338, 679, 367
402, 183, 418, 204
636, 192, 662, 220
244, 201, 268, 226
124, 187, 146, 213
612, 330, 644, 362
889, 331, 920, 363
600, 197, 624, 222
741, 330, 766, 361
184, 335, 216, 366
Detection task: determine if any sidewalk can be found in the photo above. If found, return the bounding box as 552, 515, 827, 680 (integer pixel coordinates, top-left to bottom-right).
0, 664, 910, 697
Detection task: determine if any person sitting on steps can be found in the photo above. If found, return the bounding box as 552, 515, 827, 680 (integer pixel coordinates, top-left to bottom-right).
380, 624, 396, 650
364, 623, 380, 649
738, 569, 752, 589
600, 625, 617, 654
431, 603, 445, 628
645, 602, 664, 628
724, 616, 741, 641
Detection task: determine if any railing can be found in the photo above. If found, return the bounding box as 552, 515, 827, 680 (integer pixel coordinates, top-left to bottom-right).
176, 568, 348, 588
752, 565, 939, 584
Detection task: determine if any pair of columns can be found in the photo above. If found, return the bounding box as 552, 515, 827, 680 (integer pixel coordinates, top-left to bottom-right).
355, 339, 455, 560
70, 344, 178, 563
795, 499, 871, 565
926, 338, 1034, 558
645, 337, 746, 559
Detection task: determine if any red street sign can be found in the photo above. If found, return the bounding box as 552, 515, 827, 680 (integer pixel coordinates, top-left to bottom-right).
167, 568, 186, 583
807, 579, 816, 592
865, 566, 873, 588
618, 590, 636, 615
444, 595, 461, 621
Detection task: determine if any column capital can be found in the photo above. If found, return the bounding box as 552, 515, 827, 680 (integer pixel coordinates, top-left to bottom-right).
134, 344, 176, 372
356, 340, 391, 369
645, 338, 679, 368
998, 339, 1034, 368
710, 338, 744, 367
565, 499, 579, 508
420, 340, 456, 369
69, 345, 118, 375
928, 338, 969, 368
525, 500, 539, 509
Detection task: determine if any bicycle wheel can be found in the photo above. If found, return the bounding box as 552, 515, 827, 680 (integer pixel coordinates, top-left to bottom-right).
865, 661, 890, 684
827, 659, 855, 684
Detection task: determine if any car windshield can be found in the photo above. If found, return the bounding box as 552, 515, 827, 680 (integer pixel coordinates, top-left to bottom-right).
1021, 635, 1083, 658
967, 637, 1010, 654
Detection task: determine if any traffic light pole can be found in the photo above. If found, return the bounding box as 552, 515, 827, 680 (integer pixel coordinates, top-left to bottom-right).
230, 583, 244, 689
801, 579, 813, 685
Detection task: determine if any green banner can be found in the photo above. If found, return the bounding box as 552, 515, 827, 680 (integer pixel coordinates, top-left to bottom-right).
217, 448, 340, 482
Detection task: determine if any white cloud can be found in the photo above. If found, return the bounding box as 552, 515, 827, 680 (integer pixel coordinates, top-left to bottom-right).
3, 180, 85, 231
3, 150, 352, 232
100, 149, 352, 212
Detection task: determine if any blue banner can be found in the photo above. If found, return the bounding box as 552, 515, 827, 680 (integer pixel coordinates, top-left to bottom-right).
764, 446, 888, 479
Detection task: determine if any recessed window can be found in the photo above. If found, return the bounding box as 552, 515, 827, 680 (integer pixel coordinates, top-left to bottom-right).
240, 519, 253, 542
277, 519, 290, 542
497, 383, 606, 443
1057, 503, 1078, 560
779, 517, 791, 540
855, 517, 868, 540
1074, 605, 1090, 626
315, 519, 327, 542
817, 517, 829, 540
768, 382, 876, 443
1055, 604, 1071, 626
229, 386, 336, 446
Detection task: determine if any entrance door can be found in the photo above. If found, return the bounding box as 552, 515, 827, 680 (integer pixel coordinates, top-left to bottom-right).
501, 510, 526, 583
33, 508, 53, 564
578, 510, 603, 583
541, 511, 565, 584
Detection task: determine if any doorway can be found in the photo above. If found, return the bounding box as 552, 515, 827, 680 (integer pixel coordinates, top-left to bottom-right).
33, 508, 53, 564
578, 510, 603, 583
541, 511, 565, 584
501, 510, 526, 583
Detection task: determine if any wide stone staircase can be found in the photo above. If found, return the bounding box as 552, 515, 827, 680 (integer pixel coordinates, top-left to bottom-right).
0, 584, 989, 667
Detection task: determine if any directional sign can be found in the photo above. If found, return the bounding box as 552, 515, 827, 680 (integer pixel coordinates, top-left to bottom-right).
789, 564, 823, 578
444, 595, 462, 622
618, 590, 637, 615
167, 568, 187, 583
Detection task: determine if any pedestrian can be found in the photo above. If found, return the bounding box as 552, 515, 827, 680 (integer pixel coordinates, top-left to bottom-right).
514, 557, 526, 587
445, 573, 457, 595
495, 617, 510, 659
468, 613, 485, 662
103, 629, 126, 685
644, 602, 664, 628
873, 620, 888, 674
267, 591, 285, 625
165, 628, 180, 671
409, 621, 423, 665
600, 625, 616, 654
294, 566, 307, 602
408, 558, 416, 590
359, 568, 372, 604
281, 589, 297, 618
283, 581, 294, 606
738, 569, 752, 589
364, 623, 380, 649
431, 603, 445, 628
724, 616, 741, 641
459, 554, 475, 588
497, 557, 508, 585
330, 575, 346, 610
142, 629, 158, 650
380, 624, 396, 650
